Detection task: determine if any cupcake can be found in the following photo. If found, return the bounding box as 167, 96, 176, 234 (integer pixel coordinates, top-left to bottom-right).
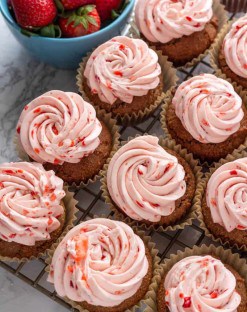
157, 253, 247, 311
47, 218, 155, 312
135, 0, 219, 66
201, 157, 247, 249
0, 161, 66, 260
16, 90, 116, 186
221, 0, 247, 13
163, 74, 247, 162
218, 14, 247, 90
104, 135, 196, 228
77, 36, 176, 122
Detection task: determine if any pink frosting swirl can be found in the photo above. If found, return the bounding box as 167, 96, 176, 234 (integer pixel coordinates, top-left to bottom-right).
165, 255, 241, 312
47, 218, 148, 307
107, 135, 186, 222
223, 14, 247, 79
173, 74, 244, 143
135, 0, 213, 44
84, 36, 161, 105
17, 90, 102, 165
206, 157, 247, 232
0, 162, 65, 246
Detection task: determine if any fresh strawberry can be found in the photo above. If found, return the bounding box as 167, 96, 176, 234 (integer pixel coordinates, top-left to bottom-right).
58, 5, 100, 38
96, 0, 122, 21
55, 0, 95, 11
11, 0, 57, 28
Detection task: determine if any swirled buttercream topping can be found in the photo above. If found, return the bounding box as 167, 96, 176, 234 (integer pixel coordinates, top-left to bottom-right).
206, 157, 247, 232
0, 162, 65, 246
84, 36, 161, 105
107, 135, 186, 222
172, 74, 244, 143
135, 0, 213, 44
17, 90, 102, 165
165, 255, 241, 312
223, 14, 247, 79
48, 218, 148, 307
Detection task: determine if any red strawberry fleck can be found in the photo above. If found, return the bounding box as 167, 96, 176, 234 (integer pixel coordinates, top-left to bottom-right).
1, 234, 8, 240
17, 169, 23, 173
136, 200, 144, 208
114, 71, 123, 77
114, 290, 122, 295
70, 280, 74, 288
202, 119, 209, 126
31, 191, 36, 197
150, 203, 160, 207
4, 170, 14, 174
164, 163, 173, 174
186, 16, 192, 22
50, 193, 57, 201
9, 233, 16, 239
179, 293, 184, 298
138, 168, 143, 175
67, 265, 74, 273
70, 140, 75, 147
165, 290, 169, 296
17, 126, 21, 134
33, 108, 41, 113
91, 88, 98, 94
244, 64, 247, 70
52, 125, 58, 135
210, 290, 218, 299
230, 170, 237, 175
119, 44, 125, 50
0, 182, 4, 189
31, 130, 34, 138
58, 141, 64, 147
54, 158, 60, 165
183, 297, 191, 308
237, 225, 246, 230
194, 23, 201, 27
24, 105, 29, 110
48, 217, 53, 226
211, 198, 217, 206
34, 148, 40, 154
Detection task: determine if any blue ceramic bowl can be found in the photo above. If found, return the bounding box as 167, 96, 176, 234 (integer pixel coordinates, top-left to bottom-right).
0, 0, 135, 69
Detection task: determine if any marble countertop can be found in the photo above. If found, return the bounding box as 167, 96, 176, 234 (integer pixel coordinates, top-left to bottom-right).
0, 14, 75, 312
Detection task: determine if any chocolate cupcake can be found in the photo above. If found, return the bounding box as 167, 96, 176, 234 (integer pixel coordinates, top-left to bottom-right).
77, 36, 177, 123
103, 135, 198, 229
162, 74, 247, 162
135, 0, 221, 67
16, 90, 118, 186
221, 0, 247, 12
47, 218, 157, 312
0, 162, 66, 260
157, 252, 247, 311
201, 157, 247, 249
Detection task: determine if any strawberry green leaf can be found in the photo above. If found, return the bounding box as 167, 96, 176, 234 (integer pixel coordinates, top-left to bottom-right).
86, 16, 98, 26
54, 0, 64, 12
20, 29, 39, 37
40, 24, 61, 38
111, 10, 119, 20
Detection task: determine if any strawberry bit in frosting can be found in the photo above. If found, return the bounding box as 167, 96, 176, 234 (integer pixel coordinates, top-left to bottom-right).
206, 157, 247, 232
173, 74, 244, 144
107, 135, 186, 222
0, 162, 65, 246
16, 90, 102, 165
165, 255, 241, 312
223, 14, 247, 79
47, 218, 148, 307
84, 36, 161, 105
135, 0, 213, 44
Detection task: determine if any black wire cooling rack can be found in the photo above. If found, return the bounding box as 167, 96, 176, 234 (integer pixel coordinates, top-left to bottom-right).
1, 9, 247, 312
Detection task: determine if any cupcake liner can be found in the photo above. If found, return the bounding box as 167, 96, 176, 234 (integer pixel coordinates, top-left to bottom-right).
100, 134, 203, 233
220, 0, 247, 12
160, 88, 247, 168
0, 186, 78, 262
129, 0, 228, 69
45, 223, 160, 312
156, 244, 247, 312
210, 20, 247, 93
197, 150, 247, 252
76, 48, 178, 125
14, 108, 120, 190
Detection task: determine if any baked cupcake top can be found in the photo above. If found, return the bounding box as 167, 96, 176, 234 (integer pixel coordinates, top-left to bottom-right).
0, 162, 65, 246
164, 255, 241, 311
17, 90, 102, 165
48, 218, 148, 307
84, 36, 161, 105
223, 14, 247, 79
206, 157, 247, 232
135, 0, 213, 44
173, 74, 244, 144
107, 135, 186, 222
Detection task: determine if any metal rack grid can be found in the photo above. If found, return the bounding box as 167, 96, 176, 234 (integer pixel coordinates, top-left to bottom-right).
1, 10, 247, 312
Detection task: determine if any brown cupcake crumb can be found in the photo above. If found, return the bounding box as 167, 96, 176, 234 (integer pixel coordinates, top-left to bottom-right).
166, 103, 247, 162
218, 46, 247, 89
0, 202, 65, 259
43, 120, 112, 185
142, 17, 218, 67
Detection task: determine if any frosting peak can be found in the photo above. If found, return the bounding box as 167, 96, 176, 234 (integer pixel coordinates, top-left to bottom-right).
48, 218, 148, 307
206, 157, 247, 232
135, 0, 213, 44
173, 74, 244, 144
84, 36, 161, 105
107, 135, 186, 222
0, 162, 65, 246
17, 90, 102, 165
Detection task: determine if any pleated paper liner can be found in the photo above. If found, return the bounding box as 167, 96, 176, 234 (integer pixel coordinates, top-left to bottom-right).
45, 223, 160, 312
210, 20, 247, 93
100, 134, 204, 233
221, 0, 247, 12
197, 150, 247, 252
160, 87, 247, 168
155, 244, 247, 312
15, 108, 120, 190
129, 0, 228, 69
76, 48, 178, 125
0, 186, 78, 262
